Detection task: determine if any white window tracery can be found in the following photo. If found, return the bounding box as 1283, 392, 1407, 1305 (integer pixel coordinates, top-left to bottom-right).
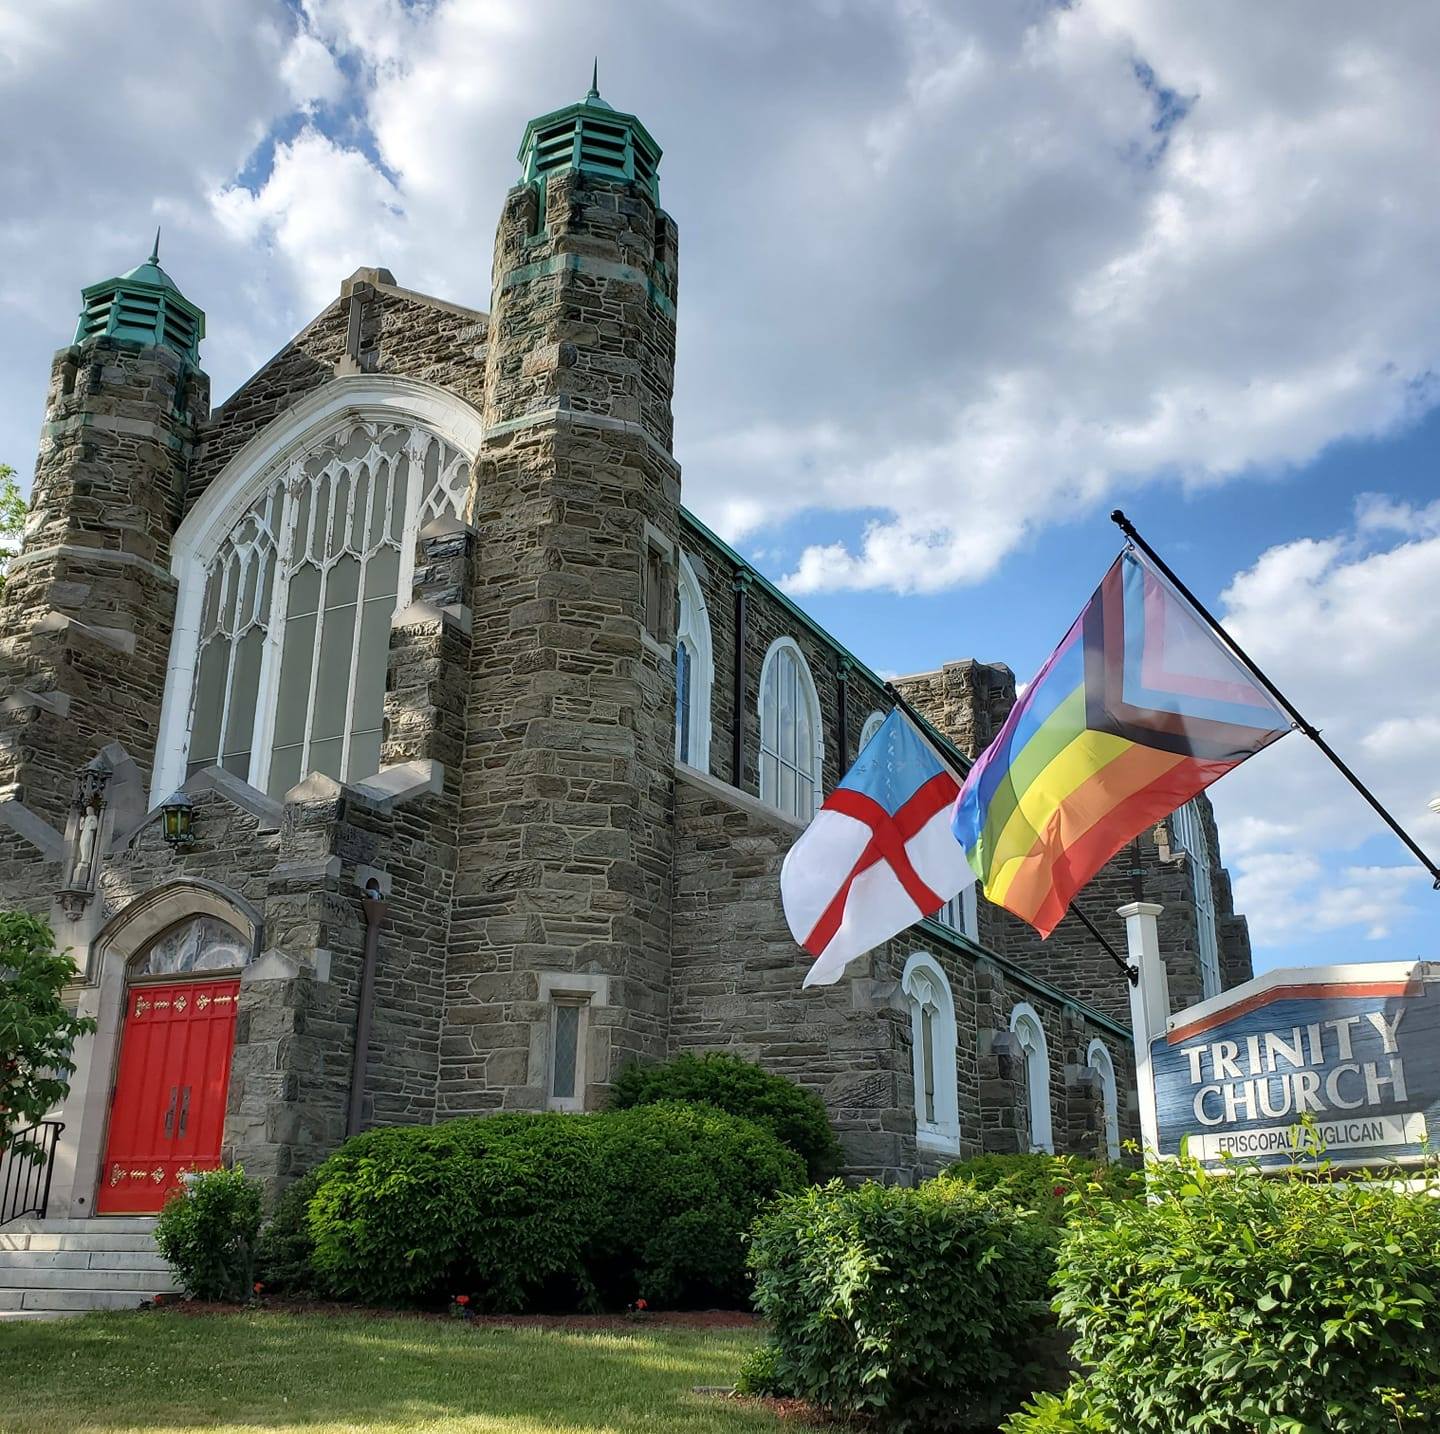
674, 553, 713, 771
182, 421, 469, 798
1087, 1038, 1121, 1160
1009, 1002, 1054, 1154
858, 709, 885, 754
136, 915, 251, 977
758, 637, 823, 820
902, 953, 961, 1154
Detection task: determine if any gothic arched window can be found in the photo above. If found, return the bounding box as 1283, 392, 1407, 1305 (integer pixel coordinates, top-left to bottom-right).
902, 952, 960, 1154
858, 709, 886, 754
1088, 1037, 1121, 1160
1010, 1002, 1053, 1154
178, 420, 469, 798
674, 553, 713, 771
758, 637, 822, 820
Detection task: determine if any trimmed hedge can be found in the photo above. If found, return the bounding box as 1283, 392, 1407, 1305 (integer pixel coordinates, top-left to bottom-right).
609, 1052, 842, 1182
1004, 1159, 1440, 1433
748, 1178, 1056, 1432
303, 1105, 804, 1311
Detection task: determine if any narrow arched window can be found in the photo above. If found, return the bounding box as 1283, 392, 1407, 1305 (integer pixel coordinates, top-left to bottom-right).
758, 638, 822, 820
858, 709, 885, 754
184, 422, 470, 798
1171, 800, 1221, 1000
1010, 1002, 1053, 1154
674, 553, 713, 771
1088, 1038, 1121, 1160
902, 953, 960, 1154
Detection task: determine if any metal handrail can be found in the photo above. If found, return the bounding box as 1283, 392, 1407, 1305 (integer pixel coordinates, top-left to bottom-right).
0, 1120, 65, 1228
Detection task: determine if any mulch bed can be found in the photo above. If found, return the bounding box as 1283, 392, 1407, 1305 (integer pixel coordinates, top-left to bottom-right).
153, 1295, 761, 1331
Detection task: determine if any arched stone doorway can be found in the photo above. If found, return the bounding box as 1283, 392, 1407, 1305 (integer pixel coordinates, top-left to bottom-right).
54, 881, 261, 1220
97, 914, 253, 1213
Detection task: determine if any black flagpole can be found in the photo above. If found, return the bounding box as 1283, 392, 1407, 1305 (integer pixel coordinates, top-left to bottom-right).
885, 681, 1138, 981
1111, 509, 1440, 889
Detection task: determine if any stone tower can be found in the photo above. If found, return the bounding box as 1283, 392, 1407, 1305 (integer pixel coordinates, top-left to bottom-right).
0, 239, 208, 831
441, 77, 683, 1113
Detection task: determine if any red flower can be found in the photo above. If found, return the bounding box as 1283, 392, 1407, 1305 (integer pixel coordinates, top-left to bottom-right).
253, 1282, 264, 1294
1052, 1186, 1068, 1198
455, 1294, 470, 1306
635, 1298, 648, 1311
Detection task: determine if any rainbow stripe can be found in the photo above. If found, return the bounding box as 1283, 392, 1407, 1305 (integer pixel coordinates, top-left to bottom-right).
952, 551, 1291, 937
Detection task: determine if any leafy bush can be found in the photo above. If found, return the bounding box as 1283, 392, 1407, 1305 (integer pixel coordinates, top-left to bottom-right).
305, 1106, 803, 1311
946, 1153, 1141, 1227
254, 1167, 322, 1295
734, 1340, 791, 1399
309, 1113, 601, 1310
610, 1052, 842, 1182
589, 1102, 806, 1308
154, 1166, 263, 1302
1004, 1158, 1440, 1433
749, 1177, 1056, 1431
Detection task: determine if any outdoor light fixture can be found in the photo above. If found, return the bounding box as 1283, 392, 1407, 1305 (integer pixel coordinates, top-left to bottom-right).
160, 793, 195, 849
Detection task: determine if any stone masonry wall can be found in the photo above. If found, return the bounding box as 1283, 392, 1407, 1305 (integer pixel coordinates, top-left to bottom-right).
442, 165, 683, 1115
0, 338, 206, 829
669, 766, 1138, 1180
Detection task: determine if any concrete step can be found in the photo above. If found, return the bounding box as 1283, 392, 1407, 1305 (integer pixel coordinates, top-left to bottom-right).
0, 1231, 163, 1253
2, 1217, 157, 1237
0, 1287, 161, 1312
0, 1265, 175, 1292
0, 1249, 171, 1273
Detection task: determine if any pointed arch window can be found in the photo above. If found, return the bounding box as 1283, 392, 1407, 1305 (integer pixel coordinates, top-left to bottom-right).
1171, 800, 1222, 999
758, 638, 823, 820
674, 553, 713, 771
858, 709, 886, 754
1009, 1002, 1053, 1154
182, 421, 469, 798
902, 953, 960, 1154
1088, 1038, 1121, 1160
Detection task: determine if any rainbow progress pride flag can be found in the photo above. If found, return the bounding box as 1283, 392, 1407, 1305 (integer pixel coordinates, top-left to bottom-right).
952, 549, 1291, 937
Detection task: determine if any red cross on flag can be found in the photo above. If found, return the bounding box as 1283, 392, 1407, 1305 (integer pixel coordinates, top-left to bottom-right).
782, 708, 976, 987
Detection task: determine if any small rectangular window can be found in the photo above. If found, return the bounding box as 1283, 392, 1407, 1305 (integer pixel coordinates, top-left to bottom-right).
548, 996, 591, 1111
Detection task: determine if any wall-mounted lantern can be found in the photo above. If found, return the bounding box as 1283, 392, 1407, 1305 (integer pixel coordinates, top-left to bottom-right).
160, 792, 195, 850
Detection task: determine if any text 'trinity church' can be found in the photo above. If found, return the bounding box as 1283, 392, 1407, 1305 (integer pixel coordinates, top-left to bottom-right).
0, 80, 1256, 1216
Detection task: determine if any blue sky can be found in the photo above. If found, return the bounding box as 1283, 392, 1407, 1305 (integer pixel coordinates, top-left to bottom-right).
1, 0, 1436, 972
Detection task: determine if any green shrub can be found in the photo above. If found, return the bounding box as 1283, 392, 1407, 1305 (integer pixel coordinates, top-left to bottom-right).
309, 1113, 601, 1310
1004, 1158, 1440, 1433
946, 1153, 1142, 1227
305, 1106, 803, 1312
748, 1177, 1055, 1431
589, 1102, 806, 1308
154, 1166, 263, 1302
734, 1341, 791, 1399
610, 1052, 843, 1181
254, 1167, 322, 1295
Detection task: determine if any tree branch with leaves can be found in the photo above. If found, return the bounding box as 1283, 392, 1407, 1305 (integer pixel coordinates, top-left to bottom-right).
0, 464, 25, 596
0, 912, 96, 1157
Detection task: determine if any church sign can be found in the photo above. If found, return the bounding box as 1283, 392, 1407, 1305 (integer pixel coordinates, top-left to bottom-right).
1150, 962, 1439, 1172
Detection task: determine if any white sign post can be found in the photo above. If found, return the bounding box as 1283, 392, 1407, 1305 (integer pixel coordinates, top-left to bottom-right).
1118, 900, 1168, 1161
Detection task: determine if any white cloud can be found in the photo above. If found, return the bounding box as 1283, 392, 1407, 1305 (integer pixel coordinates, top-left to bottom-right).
1208, 505, 1440, 950
280, 33, 346, 111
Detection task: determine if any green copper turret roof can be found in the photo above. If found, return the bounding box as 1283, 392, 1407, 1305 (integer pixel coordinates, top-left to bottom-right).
517, 68, 662, 207
74, 230, 205, 365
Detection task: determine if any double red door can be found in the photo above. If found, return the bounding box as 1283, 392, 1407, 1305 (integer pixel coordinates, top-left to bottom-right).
98, 979, 240, 1214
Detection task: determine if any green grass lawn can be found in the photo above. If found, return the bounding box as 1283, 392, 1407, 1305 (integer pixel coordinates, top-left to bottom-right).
0, 1310, 797, 1433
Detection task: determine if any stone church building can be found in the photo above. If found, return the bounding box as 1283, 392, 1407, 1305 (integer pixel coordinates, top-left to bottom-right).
0, 82, 1255, 1218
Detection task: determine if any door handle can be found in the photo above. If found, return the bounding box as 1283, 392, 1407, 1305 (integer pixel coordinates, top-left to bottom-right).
163, 1086, 178, 1140
178, 1086, 191, 1141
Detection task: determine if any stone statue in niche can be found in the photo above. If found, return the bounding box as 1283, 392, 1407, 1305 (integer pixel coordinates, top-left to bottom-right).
59, 757, 112, 918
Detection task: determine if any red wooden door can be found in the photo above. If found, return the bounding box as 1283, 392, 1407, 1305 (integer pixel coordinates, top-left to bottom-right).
98, 979, 240, 1215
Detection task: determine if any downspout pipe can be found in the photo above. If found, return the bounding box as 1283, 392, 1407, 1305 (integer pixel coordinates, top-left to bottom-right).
346, 878, 389, 1139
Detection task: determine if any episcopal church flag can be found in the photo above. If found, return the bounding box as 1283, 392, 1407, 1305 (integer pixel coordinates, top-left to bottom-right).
952, 548, 1292, 938
783, 708, 976, 988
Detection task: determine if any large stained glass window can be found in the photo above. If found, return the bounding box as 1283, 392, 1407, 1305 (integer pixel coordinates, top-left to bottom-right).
185, 422, 468, 797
